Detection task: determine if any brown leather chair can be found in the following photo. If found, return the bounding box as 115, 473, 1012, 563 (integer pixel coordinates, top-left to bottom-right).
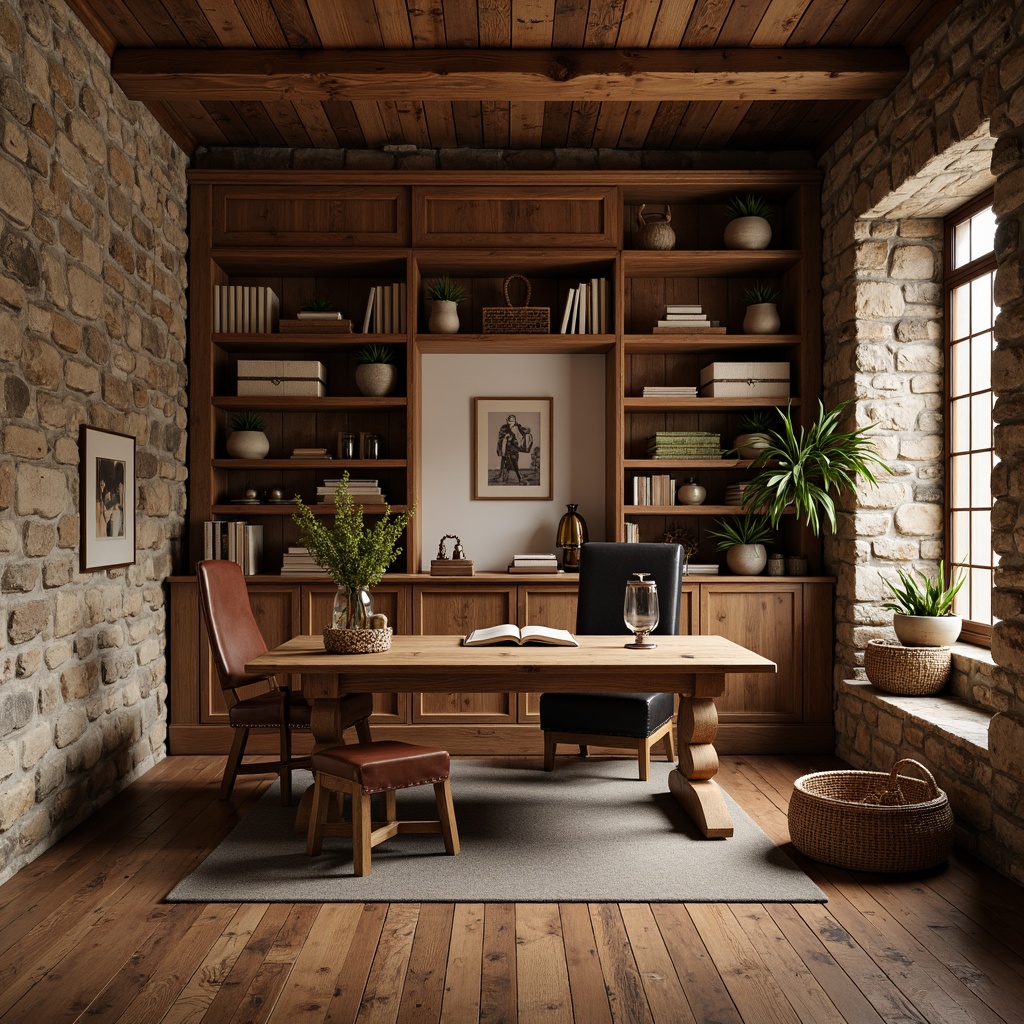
196, 559, 373, 804
306, 741, 459, 876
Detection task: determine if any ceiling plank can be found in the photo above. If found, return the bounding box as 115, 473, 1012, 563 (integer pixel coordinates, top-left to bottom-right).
423, 100, 460, 148
551, 0, 588, 47
478, 0, 511, 46
304, 0, 375, 46
452, 101, 484, 146
512, 0, 555, 48
442, 0, 481, 46
614, 0, 662, 47
748, 0, 814, 45
350, 100, 390, 147
196, 0, 257, 47
293, 99, 346, 146
112, 47, 909, 103
262, 100, 313, 146
584, 0, 625, 47
508, 100, 546, 148
482, 100, 511, 148
591, 101, 630, 149
697, 98, 752, 147
682, 0, 734, 47
566, 100, 601, 146
266, 0, 320, 47
616, 100, 659, 149
647, 0, 698, 45
158, 0, 222, 46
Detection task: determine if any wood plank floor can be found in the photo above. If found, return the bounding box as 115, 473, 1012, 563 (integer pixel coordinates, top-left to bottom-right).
1, 753, 1023, 1023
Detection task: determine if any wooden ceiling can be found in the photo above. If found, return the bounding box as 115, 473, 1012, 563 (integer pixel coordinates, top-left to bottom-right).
67, 0, 960, 156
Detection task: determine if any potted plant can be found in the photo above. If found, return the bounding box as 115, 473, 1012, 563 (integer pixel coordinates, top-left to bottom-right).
724, 194, 772, 250
881, 562, 965, 646
226, 411, 270, 460
707, 513, 774, 575
740, 400, 887, 537
733, 409, 779, 460
298, 296, 340, 321
293, 472, 414, 643
427, 276, 467, 334
355, 343, 398, 397
741, 281, 782, 334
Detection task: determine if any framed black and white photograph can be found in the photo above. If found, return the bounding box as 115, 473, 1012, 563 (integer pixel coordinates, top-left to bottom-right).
80, 425, 136, 572
473, 397, 553, 500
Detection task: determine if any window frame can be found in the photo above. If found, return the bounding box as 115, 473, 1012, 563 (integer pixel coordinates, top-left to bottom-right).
944, 189, 996, 648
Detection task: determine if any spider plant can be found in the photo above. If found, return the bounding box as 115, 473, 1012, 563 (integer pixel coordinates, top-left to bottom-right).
738, 409, 779, 434
741, 282, 781, 305
229, 411, 266, 432
740, 400, 888, 535
301, 296, 336, 312
707, 513, 774, 551
881, 562, 965, 617
725, 194, 772, 219
357, 343, 395, 364
428, 276, 467, 303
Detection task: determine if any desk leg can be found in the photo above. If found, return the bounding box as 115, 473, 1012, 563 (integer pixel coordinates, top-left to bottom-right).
294, 697, 349, 834
669, 683, 734, 839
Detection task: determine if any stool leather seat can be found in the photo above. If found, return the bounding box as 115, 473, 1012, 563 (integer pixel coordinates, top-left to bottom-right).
538, 690, 674, 738
311, 741, 450, 794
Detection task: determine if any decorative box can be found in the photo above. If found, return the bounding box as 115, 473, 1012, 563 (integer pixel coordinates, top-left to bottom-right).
237, 360, 327, 397
698, 361, 790, 398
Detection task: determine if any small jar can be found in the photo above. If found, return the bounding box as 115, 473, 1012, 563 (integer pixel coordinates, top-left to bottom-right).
786, 555, 808, 576
767, 553, 785, 576
677, 479, 706, 505
364, 434, 381, 459
339, 433, 356, 460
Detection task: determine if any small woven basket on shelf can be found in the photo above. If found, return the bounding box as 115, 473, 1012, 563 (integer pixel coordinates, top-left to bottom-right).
482, 274, 550, 334
788, 758, 954, 873
323, 626, 392, 655
864, 638, 951, 695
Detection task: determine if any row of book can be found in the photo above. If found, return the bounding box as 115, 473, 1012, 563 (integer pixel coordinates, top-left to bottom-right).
507, 553, 559, 574
362, 283, 407, 333
724, 482, 750, 506
631, 475, 679, 506
316, 478, 386, 504
641, 385, 697, 398
653, 303, 725, 334
291, 447, 331, 459
213, 286, 280, 334
646, 431, 723, 460
203, 521, 263, 575
558, 277, 611, 334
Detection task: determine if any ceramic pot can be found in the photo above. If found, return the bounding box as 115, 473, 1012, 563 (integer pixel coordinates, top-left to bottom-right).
677, 479, 706, 505
743, 302, 781, 334
726, 543, 766, 575
636, 204, 676, 251
893, 613, 962, 647
429, 299, 460, 334
724, 215, 772, 250
734, 431, 772, 460
355, 362, 397, 397
226, 430, 269, 460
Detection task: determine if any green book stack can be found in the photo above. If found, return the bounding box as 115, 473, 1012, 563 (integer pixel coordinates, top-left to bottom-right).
646, 431, 722, 459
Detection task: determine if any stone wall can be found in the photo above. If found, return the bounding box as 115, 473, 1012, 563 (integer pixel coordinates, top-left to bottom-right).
820, 0, 1024, 881
0, 0, 188, 885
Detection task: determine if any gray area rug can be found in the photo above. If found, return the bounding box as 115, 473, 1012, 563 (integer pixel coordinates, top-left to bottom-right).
167, 759, 825, 903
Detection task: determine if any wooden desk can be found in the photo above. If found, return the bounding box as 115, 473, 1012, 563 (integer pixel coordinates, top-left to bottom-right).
246, 633, 776, 839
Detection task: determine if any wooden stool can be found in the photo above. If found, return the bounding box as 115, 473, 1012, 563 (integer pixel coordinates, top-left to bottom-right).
305, 741, 460, 876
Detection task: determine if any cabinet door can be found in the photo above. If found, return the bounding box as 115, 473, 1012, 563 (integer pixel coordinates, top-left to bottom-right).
699, 583, 802, 723
201, 584, 302, 724
516, 584, 579, 722
412, 585, 517, 724
300, 583, 411, 724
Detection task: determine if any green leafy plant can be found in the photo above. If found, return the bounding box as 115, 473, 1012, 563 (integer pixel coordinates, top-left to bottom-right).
881, 562, 965, 617
725, 194, 772, 219
707, 513, 774, 551
741, 282, 781, 305
229, 411, 266, 432
428, 276, 467, 303
357, 343, 395, 364
740, 400, 888, 536
292, 471, 414, 593
738, 409, 779, 433
301, 297, 335, 312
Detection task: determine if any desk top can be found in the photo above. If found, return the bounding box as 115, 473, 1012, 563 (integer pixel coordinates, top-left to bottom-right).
246, 634, 776, 695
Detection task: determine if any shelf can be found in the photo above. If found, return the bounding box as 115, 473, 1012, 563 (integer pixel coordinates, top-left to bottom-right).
213, 333, 406, 350
623, 459, 756, 469
210, 247, 411, 272
624, 334, 801, 352
214, 396, 407, 411
212, 503, 410, 516
414, 248, 618, 275
624, 505, 793, 516
623, 397, 798, 412
622, 250, 802, 277
416, 334, 615, 355
212, 459, 407, 470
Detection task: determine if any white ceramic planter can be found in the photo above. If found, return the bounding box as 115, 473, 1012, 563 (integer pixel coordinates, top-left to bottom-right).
726, 543, 767, 575
429, 299, 460, 334
724, 215, 772, 250
733, 431, 771, 460
743, 302, 781, 334
893, 613, 962, 647
226, 430, 269, 460
355, 362, 397, 397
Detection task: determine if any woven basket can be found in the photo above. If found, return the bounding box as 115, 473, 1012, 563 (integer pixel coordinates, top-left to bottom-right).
323, 626, 392, 655
482, 274, 550, 334
864, 638, 951, 695
788, 758, 954, 872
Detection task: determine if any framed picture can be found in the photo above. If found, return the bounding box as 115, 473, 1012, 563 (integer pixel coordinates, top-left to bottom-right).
473, 397, 553, 500
80, 426, 136, 572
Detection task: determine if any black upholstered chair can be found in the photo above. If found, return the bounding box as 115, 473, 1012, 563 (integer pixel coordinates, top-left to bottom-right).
539, 542, 683, 780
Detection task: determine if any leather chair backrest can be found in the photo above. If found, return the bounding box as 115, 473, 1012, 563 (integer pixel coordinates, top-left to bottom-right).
196, 559, 271, 691
576, 542, 683, 637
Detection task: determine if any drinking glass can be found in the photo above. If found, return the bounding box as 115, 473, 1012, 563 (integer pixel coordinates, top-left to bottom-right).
623, 572, 659, 649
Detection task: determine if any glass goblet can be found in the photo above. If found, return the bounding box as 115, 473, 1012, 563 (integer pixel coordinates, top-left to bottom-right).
623, 572, 660, 649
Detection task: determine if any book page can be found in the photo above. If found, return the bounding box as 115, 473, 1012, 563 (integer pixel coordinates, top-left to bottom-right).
463, 623, 521, 645
519, 625, 578, 646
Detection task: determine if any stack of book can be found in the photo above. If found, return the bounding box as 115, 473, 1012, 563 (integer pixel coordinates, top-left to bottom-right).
646, 432, 722, 459
653, 304, 725, 334
291, 447, 330, 460
212, 286, 280, 333
280, 314, 353, 334
559, 277, 611, 334
685, 563, 721, 575
508, 553, 559, 574
631, 475, 676, 506
725, 482, 751, 506
623, 521, 640, 543
641, 385, 698, 398
280, 545, 329, 576
317, 478, 385, 504
362, 283, 407, 333
203, 521, 263, 575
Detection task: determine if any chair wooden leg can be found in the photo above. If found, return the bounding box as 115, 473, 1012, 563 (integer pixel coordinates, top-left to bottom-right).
219, 726, 249, 800
579, 744, 589, 757
279, 719, 292, 806
663, 727, 676, 762
543, 733, 556, 772
434, 779, 460, 856
638, 737, 652, 781
306, 773, 330, 855
356, 718, 373, 744
385, 788, 397, 824
352, 791, 373, 876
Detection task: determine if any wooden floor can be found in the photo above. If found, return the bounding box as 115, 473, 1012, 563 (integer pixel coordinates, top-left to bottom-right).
1, 755, 1023, 1024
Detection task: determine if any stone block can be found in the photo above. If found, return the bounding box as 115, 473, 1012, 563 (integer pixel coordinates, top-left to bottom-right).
54, 591, 85, 638
8, 600, 49, 644
67, 266, 103, 319
0, 777, 35, 831
990, 712, 1024, 779
55, 707, 87, 749
894, 502, 943, 536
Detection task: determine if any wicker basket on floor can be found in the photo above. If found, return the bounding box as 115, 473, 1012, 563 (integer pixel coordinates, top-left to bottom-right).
864, 638, 951, 695
788, 758, 953, 873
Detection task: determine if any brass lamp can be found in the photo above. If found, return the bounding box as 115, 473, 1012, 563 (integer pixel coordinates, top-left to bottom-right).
556, 504, 588, 572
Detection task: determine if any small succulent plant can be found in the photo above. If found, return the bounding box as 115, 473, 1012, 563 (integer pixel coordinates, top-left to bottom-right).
741, 281, 781, 305
707, 513, 774, 551
428, 276, 467, 303
302, 296, 336, 312
230, 411, 266, 432
725, 194, 773, 219
357, 343, 394, 364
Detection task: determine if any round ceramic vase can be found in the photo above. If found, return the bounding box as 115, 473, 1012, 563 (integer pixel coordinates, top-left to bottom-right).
743, 302, 781, 334
724, 215, 772, 250
226, 430, 270, 460
733, 431, 771, 460
429, 299, 460, 334
355, 363, 397, 397
677, 480, 706, 505
893, 613, 962, 647
726, 543, 767, 575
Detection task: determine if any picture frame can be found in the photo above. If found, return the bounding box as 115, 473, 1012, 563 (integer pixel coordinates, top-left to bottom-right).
80, 425, 136, 572
473, 397, 553, 500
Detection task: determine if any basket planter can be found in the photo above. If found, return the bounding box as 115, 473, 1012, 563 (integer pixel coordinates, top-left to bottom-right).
864, 639, 951, 695
788, 759, 954, 873
323, 626, 392, 655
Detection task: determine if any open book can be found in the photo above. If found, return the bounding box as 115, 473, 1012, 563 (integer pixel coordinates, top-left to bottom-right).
463, 624, 578, 647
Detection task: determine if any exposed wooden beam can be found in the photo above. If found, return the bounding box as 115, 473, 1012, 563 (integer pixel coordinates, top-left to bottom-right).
112, 48, 907, 104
